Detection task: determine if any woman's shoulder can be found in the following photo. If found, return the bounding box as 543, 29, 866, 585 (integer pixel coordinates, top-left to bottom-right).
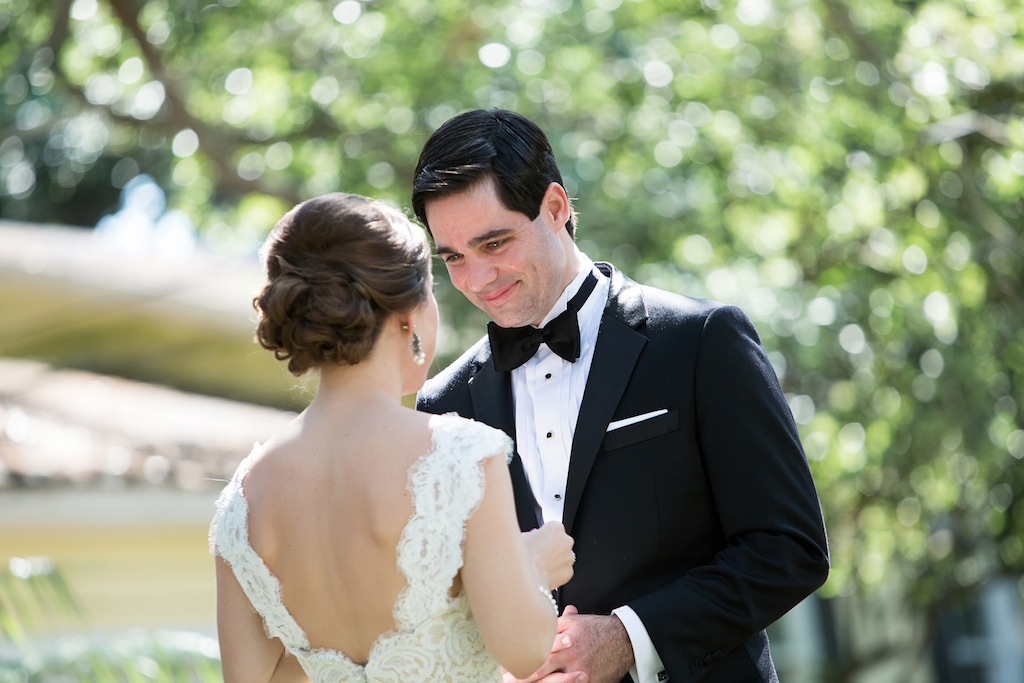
427, 413, 513, 464
209, 442, 263, 556
429, 411, 510, 442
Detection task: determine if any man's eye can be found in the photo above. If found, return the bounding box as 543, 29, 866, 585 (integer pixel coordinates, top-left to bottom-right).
442, 253, 462, 264
485, 240, 505, 249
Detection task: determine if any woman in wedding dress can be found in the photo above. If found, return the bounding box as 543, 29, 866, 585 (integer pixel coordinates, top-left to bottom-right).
209, 193, 577, 683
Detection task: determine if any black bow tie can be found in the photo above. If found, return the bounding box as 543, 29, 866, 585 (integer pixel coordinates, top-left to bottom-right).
488, 272, 598, 372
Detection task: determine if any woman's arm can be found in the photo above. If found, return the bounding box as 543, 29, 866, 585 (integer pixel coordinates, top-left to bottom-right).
461, 453, 575, 679
215, 557, 311, 683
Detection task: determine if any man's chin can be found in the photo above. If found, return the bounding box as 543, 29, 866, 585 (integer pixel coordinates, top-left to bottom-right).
486, 311, 529, 330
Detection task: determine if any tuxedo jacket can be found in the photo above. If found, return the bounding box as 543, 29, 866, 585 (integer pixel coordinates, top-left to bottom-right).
417, 262, 829, 683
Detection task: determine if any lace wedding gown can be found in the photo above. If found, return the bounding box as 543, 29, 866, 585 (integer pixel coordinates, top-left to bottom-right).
209, 414, 513, 682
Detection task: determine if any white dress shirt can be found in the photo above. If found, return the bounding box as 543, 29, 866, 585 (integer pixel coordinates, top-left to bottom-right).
511, 251, 667, 683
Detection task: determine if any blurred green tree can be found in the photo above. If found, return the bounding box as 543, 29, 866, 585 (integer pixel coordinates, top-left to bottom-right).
1, 557, 221, 680
2, 0, 1022, 678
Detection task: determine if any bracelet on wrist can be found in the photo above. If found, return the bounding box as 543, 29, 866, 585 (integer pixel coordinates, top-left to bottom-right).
538, 586, 559, 617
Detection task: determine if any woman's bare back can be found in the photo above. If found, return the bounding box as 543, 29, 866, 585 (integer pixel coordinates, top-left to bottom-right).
241, 404, 436, 662
211, 405, 565, 682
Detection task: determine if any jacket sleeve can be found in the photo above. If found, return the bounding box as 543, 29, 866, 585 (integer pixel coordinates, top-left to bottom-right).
630, 304, 829, 682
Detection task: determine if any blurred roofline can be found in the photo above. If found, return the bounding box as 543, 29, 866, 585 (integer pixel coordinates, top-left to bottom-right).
0, 219, 262, 332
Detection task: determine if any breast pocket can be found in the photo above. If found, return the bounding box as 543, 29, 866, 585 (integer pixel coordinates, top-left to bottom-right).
602, 409, 679, 451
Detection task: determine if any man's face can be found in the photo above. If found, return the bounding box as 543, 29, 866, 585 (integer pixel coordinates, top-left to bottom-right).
425, 177, 573, 329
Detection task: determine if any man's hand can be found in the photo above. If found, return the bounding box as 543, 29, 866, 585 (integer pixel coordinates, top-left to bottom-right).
503, 605, 634, 683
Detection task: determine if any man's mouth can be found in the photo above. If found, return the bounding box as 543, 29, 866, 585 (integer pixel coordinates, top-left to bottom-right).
477, 282, 517, 307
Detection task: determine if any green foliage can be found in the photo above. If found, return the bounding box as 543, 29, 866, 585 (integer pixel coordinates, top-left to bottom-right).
3, 630, 222, 683
0, 558, 221, 682
1, 0, 1023, 672
0, 557, 79, 648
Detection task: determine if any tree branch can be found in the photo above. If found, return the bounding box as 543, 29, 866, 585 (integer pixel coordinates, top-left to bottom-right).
102, 0, 307, 203
957, 138, 1020, 256
47, 0, 343, 205
818, 0, 889, 72
48, 0, 73, 58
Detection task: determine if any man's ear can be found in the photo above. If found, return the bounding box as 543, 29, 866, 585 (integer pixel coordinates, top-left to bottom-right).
540, 182, 570, 233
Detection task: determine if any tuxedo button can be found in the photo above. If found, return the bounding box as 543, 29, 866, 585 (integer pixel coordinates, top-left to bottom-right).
712, 649, 723, 662
702, 654, 713, 667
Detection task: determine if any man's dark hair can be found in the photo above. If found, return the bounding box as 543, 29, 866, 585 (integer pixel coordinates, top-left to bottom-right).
411, 109, 576, 237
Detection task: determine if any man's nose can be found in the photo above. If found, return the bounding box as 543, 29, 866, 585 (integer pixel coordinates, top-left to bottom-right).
465, 259, 497, 293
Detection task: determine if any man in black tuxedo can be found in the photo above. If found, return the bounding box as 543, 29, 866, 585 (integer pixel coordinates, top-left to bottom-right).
412, 109, 829, 683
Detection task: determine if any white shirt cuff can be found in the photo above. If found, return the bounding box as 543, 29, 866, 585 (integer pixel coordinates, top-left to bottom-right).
611, 605, 667, 683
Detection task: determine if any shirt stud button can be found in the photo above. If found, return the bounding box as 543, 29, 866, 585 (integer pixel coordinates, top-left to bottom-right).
546, 432, 552, 438
545, 373, 552, 380
554, 494, 561, 500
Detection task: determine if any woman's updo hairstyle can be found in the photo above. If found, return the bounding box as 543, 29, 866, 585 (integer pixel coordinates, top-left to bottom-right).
254, 193, 430, 376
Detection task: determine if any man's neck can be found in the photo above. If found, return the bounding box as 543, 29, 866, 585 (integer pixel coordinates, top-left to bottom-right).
536, 251, 594, 328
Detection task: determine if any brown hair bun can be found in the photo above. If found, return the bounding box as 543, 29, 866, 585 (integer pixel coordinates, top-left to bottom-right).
253, 193, 429, 376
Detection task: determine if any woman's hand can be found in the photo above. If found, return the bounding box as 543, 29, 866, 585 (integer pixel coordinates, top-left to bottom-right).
522, 522, 575, 589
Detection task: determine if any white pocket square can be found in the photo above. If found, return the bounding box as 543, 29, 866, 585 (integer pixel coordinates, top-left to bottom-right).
607, 409, 669, 432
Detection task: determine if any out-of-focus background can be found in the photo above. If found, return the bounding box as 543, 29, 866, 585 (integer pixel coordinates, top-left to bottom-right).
1, 0, 1022, 681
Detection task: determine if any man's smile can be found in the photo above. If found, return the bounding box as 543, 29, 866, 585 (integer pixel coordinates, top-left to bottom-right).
477, 282, 518, 308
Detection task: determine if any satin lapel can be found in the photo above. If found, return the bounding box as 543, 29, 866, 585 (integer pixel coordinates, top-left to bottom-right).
562, 264, 648, 535
469, 356, 541, 531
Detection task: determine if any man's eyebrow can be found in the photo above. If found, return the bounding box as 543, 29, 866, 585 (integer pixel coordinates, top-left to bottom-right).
434, 228, 515, 255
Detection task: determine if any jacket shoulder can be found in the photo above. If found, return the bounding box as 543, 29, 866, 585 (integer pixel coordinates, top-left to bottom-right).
635, 282, 734, 332
637, 284, 769, 357
417, 335, 489, 412
600, 262, 724, 332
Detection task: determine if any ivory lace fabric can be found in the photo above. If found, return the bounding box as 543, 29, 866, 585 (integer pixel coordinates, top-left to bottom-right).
209, 414, 513, 682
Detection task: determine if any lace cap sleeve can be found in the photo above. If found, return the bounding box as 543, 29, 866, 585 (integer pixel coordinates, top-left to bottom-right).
446, 413, 513, 465
208, 445, 259, 557
207, 445, 310, 650
395, 415, 513, 625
